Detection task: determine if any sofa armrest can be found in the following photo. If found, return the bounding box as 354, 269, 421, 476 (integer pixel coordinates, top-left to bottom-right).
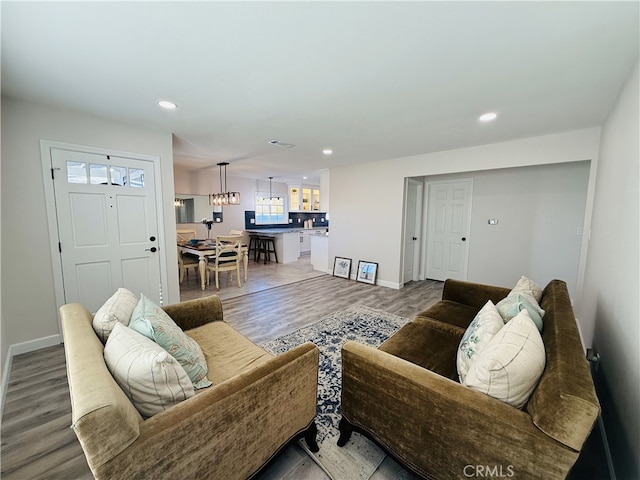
161, 295, 224, 330
95, 342, 320, 480
442, 278, 510, 308
341, 341, 578, 479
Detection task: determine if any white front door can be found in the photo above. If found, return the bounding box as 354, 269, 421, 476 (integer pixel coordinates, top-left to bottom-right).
425, 179, 473, 282
50, 148, 162, 312
403, 178, 422, 284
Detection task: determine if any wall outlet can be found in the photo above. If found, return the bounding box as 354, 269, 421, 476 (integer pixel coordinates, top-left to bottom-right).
488, 219, 499, 225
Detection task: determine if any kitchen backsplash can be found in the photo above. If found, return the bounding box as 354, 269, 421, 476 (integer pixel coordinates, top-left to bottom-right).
245, 211, 329, 229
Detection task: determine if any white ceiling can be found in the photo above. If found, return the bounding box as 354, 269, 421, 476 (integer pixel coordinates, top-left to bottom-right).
2, 1, 638, 185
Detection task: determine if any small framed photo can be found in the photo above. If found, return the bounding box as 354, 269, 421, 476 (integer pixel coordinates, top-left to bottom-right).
333, 257, 352, 279
356, 261, 378, 285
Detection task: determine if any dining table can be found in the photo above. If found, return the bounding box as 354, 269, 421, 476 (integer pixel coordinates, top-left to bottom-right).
178, 241, 249, 290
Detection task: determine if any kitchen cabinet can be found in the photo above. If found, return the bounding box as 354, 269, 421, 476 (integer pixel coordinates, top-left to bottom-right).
299, 232, 311, 254
289, 186, 320, 211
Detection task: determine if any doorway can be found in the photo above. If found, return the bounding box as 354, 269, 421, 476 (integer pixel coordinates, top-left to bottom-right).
43, 142, 165, 317
403, 178, 423, 284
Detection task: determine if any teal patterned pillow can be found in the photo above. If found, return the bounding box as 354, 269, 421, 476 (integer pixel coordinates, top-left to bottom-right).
456, 300, 504, 383
129, 294, 212, 389
496, 294, 544, 332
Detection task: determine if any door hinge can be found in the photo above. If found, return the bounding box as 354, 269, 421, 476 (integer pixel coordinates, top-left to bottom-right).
51, 168, 55, 180
58, 242, 62, 253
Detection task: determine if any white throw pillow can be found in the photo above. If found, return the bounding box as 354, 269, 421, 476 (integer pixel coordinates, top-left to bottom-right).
92, 288, 138, 343
456, 301, 504, 383
129, 294, 212, 389
510, 276, 543, 303
464, 309, 546, 408
104, 322, 195, 418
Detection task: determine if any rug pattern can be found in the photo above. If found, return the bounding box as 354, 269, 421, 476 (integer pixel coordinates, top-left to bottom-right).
262, 305, 409, 479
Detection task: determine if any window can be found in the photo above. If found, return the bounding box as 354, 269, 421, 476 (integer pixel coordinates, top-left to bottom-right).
66, 161, 145, 188
255, 193, 286, 224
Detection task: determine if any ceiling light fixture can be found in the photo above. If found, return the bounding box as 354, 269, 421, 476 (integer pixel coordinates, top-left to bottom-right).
268, 139, 295, 148
479, 112, 498, 122
322, 149, 333, 155
158, 100, 177, 110
209, 162, 241, 206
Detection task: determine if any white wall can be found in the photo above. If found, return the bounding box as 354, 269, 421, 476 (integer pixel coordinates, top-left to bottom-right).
329, 128, 600, 289
0, 97, 178, 355
579, 62, 639, 477
421, 161, 590, 296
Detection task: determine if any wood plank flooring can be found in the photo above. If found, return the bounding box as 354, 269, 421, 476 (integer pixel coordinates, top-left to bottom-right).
1, 257, 443, 480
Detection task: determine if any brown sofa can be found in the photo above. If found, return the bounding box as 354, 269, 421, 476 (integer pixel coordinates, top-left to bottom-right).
61, 295, 320, 480
338, 279, 600, 479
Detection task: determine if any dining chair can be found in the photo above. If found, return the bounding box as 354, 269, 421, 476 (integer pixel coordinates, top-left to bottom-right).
177, 248, 199, 284
177, 229, 198, 243
206, 235, 242, 289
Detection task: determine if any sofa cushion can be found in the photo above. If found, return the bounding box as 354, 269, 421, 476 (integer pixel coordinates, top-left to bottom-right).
129, 294, 212, 389
92, 288, 138, 343
186, 321, 274, 385
104, 322, 195, 418
496, 294, 543, 332
456, 300, 504, 383
464, 309, 545, 408
379, 318, 464, 381
415, 300, 481, 330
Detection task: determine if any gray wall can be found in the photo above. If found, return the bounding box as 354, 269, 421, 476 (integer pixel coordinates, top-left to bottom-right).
579, 61, 639, 477
423, 161, 590, 297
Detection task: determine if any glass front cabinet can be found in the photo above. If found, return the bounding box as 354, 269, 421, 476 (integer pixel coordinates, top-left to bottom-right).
289, 186, 320, 211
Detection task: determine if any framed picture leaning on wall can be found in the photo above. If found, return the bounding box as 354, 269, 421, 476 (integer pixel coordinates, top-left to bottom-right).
333, 257, 352, 279
356, 261, 378, 285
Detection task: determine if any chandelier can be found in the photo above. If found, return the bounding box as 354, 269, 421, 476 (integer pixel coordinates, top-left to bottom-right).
209, 162, 241, 206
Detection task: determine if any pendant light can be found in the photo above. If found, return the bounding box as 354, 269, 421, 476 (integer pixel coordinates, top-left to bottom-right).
269, 176, 282, 205
209, 162, 241, 207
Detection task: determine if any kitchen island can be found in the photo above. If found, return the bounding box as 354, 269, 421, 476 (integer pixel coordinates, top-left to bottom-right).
246, 228, 327, 264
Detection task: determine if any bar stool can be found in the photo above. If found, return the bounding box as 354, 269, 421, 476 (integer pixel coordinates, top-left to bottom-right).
248, 234, 260, 262
257, 236, 278, 264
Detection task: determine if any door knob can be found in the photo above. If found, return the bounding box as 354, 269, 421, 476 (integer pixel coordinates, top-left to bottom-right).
461, 237, 466, 241
412, 237, 418, 241
145, 247, 157, 252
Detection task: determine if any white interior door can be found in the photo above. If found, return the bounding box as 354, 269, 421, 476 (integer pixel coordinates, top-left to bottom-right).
425, 179, 473, 281
403, 178, 422, 284
51, 148, 162, 312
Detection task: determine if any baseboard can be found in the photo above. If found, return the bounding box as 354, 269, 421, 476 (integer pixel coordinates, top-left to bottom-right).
0, 345, 14, 421
347, 275, 401, 290
598, 415, 617, 480
10, 334, 62, 356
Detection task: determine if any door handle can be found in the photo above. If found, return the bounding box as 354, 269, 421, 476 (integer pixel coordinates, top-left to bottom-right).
145, 247, 158, 252
461, 237, 466, 241
412, 237, 418, 241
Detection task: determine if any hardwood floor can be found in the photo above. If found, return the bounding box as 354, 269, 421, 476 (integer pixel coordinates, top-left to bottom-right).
1, 256, 608, 479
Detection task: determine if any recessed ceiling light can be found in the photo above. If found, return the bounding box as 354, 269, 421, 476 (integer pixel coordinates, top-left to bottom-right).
158, 100, 177, 110
479, 112, 498, 122
303, 176, 308, 180
322, 149, 333, 155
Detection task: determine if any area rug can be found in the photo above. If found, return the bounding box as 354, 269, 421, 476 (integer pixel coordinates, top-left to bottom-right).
261, 304, 409, 480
